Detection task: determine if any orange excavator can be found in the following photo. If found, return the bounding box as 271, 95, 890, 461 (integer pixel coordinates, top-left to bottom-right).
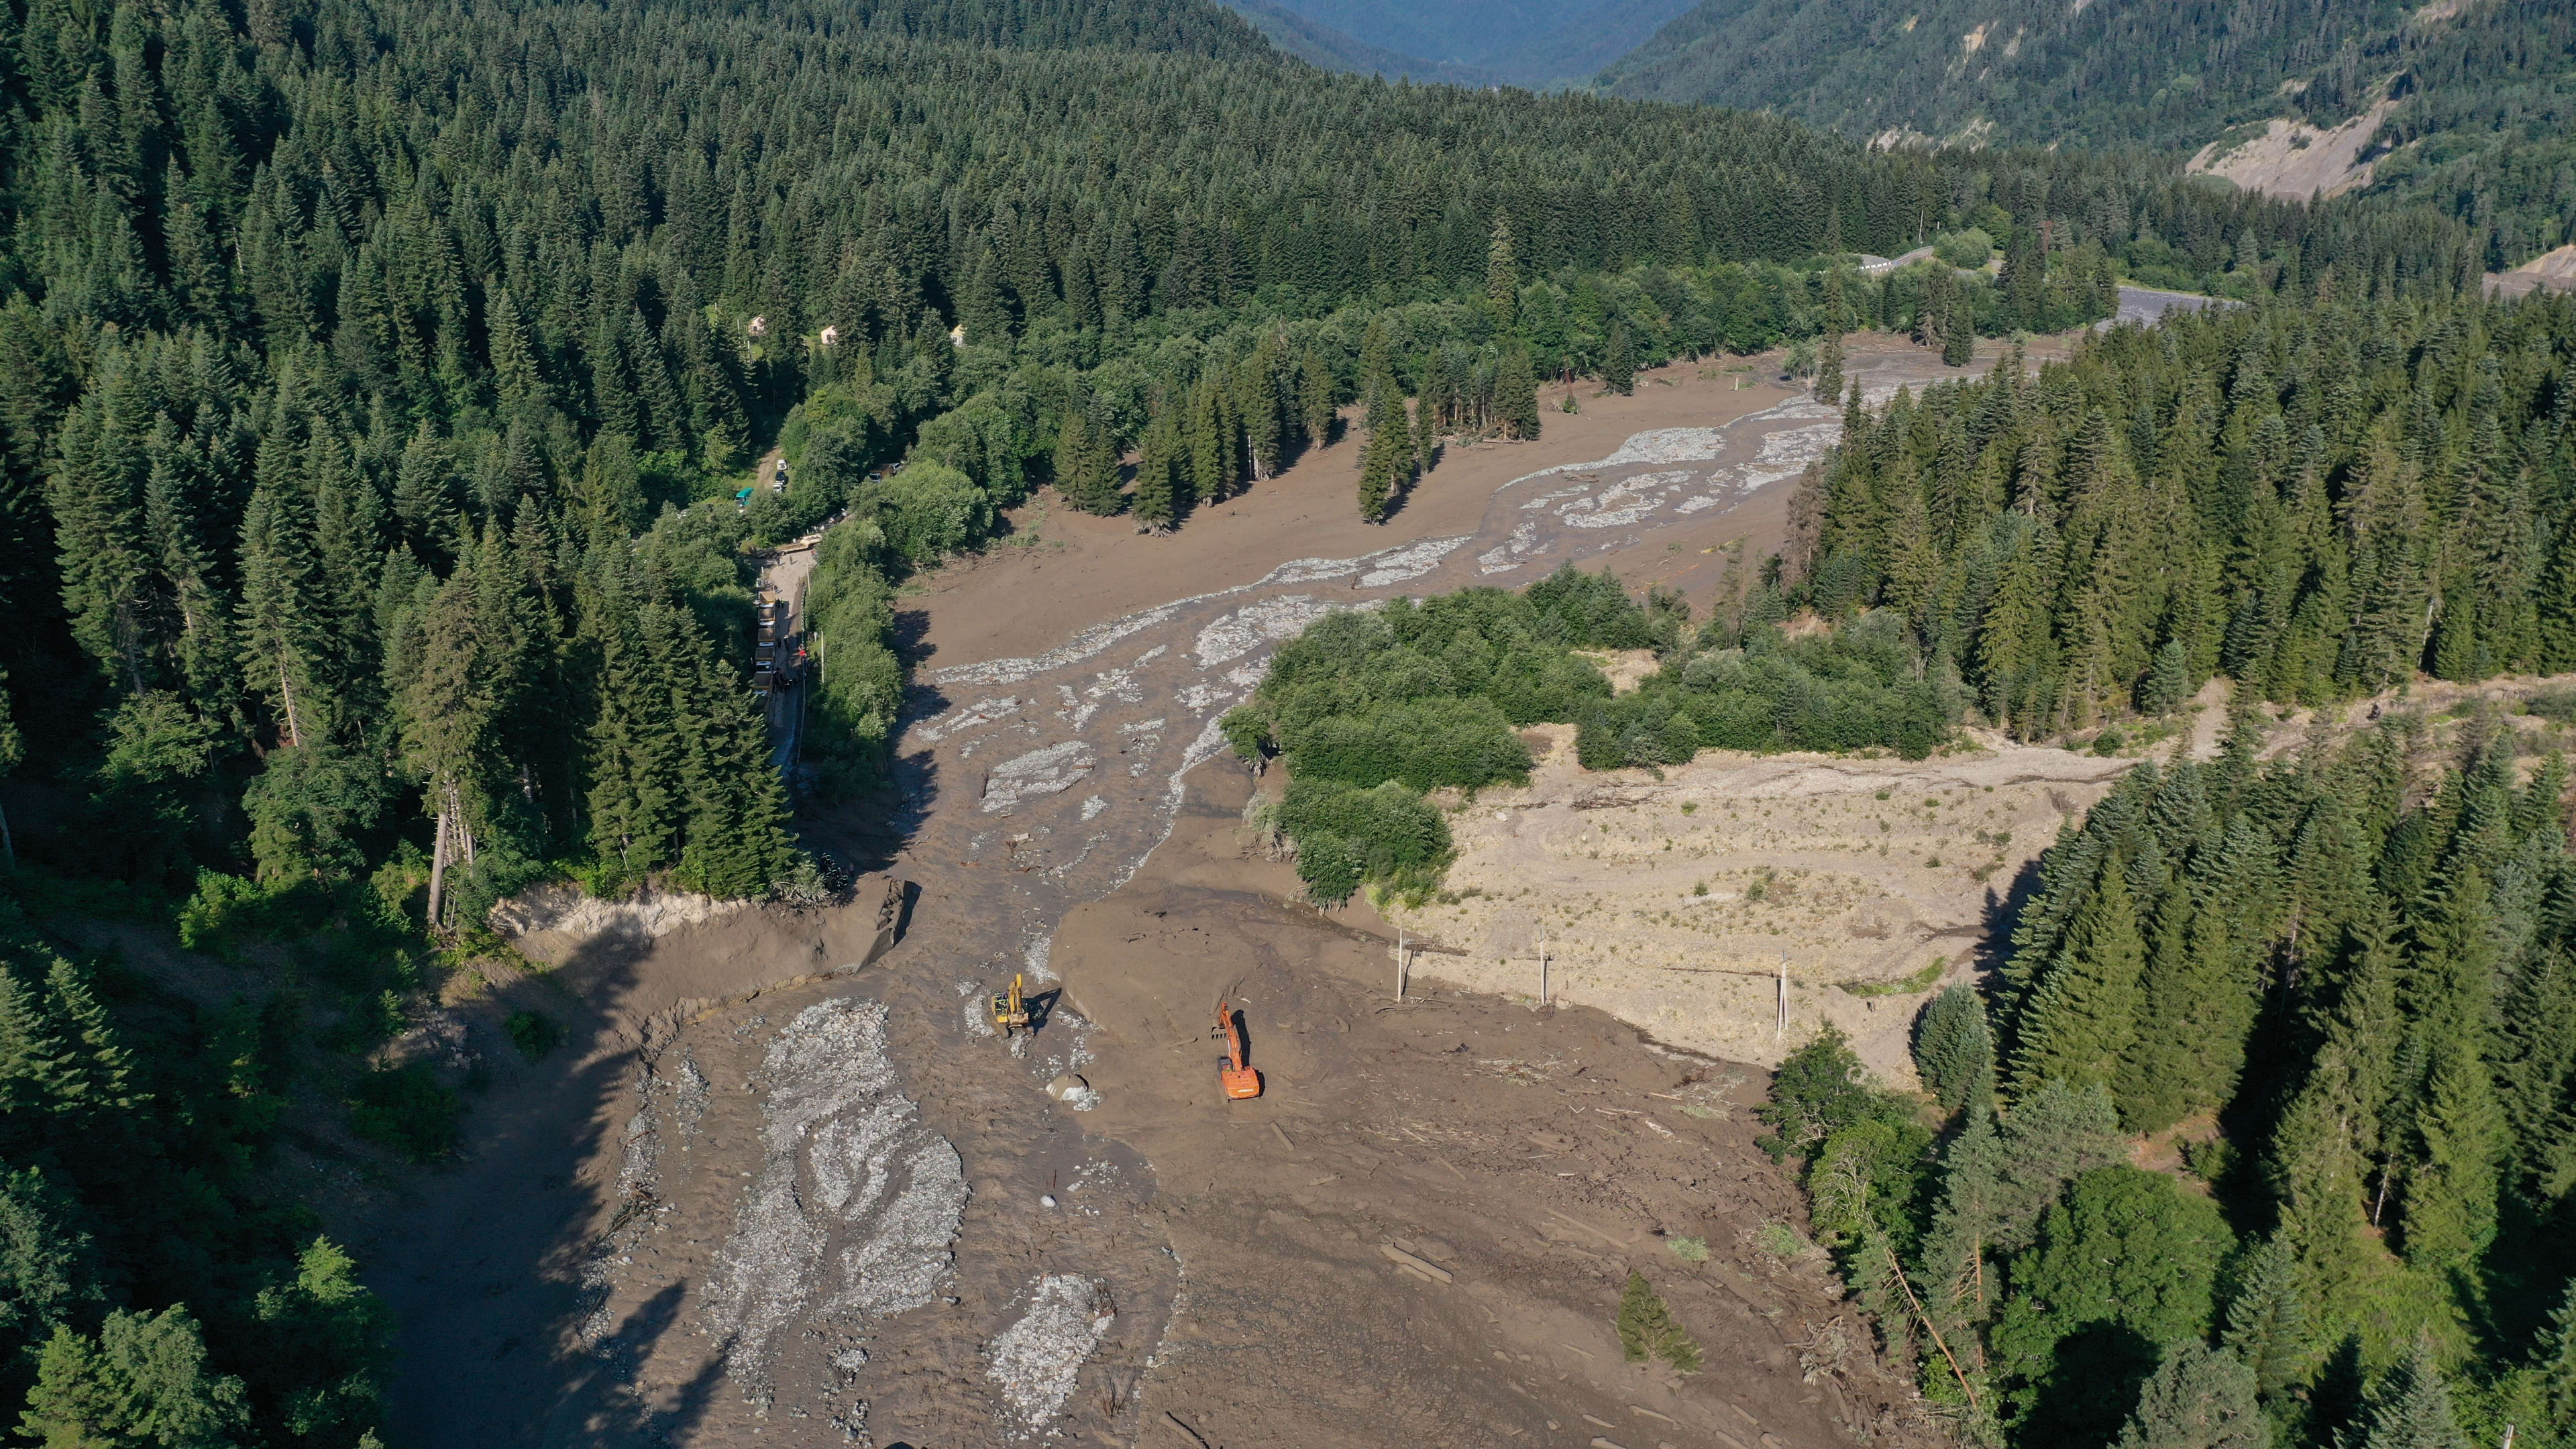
1215, 1001, 1263, 1100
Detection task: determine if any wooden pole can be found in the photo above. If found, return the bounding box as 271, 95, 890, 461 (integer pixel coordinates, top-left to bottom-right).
1539, 938, 1549, 1006
1397, 928, 1406, 1002
1777, 947, 1789, 1038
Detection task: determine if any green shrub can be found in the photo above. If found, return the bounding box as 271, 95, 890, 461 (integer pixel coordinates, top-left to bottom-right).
347, 1064, 463, 1163
859, 461, 995, 564
802, 517, 908, 801
1756, 1024, 1912, 1163
1912, 985, 1994, 1113
1284, 696, 1529, 793
505, 1011, 566, 1062
1934, 227, 1994, 268
1574, 612, 1955, 767
1274, 777, 1452, 905
1242, 570, 1656, 899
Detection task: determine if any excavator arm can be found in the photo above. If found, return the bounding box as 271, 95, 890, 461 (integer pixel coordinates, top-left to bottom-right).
1216, 1001, 1263, 1100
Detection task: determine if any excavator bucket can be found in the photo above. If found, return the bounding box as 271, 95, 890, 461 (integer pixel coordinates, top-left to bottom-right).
1216, 1001, 1263, 1100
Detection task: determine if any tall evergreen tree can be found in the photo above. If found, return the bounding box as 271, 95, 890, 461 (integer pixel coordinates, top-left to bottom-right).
2112, 1342, 2270, 1449
2014, 865, 2148, 1100
1486, 215, 1518, 326
1603, 323, 1635, 395
1496, 346, 1540, 442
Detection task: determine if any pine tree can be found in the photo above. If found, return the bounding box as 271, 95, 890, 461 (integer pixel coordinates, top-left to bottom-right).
40, 961, 136, 1113
1053, 409, 1121, 516
2220, 1234, 2314, 1409
2399, 1046, 2503, 1275
1132, 403, 1183, 531
1817, 328, 1844, 402
2536, 1277, 2576, 1443
1187, 375, 1225, 506
2143, 638, 2190, 714
2118, 891, 2253, 1132
2112, 1342, 2269, 1449
1614, 1269, 1701, 1372
1914, 985, 1994, 1114
237, 476, 333, 749
1603, 323, 1635, 395
1298, 348, 1336, 451
2353, 1335, 2471, 1449
1943, 284, 1976, 367
1356, 413, 1399, 524
1918, 1100, 2008, 1332
2013, 866, 2148, 1100
0, 968, 78, 1118
404, 555, 503, 925
1486, 215, 1518, 325
1497, 345, 1540, 441
0, 1166, 99, 1358
19, 1309, 250, 1448
1990, 1077, 2127, 1252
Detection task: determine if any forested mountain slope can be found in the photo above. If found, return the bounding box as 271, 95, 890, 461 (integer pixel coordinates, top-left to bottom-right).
1600, 0, 2576, 266
741, 0, 1277, 56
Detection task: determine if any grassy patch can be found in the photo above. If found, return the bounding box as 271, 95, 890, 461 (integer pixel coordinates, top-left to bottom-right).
1840, 957, 1946, 998
1752, 1220, 1809, 1262
2524, 686, 2576, 723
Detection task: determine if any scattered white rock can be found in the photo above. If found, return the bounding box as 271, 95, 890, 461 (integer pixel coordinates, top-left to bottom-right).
987, 1275, 1116, 1434
700, 1000, 967, 1396
981, 742, 1097, 813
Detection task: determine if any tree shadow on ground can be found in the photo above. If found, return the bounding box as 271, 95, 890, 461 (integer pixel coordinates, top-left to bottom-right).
367, 921, 725, 1448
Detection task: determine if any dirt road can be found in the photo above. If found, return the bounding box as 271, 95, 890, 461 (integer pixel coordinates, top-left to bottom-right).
367, 337, 2011, 1448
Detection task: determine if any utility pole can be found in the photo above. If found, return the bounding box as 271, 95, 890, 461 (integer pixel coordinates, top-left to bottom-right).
1396, 926, 1407, 1002
1539, 938, 1549, 1006
1776, 947, 1789, 1038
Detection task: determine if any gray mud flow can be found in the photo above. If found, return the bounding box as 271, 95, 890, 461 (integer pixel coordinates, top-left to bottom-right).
370, 347, 1981, 1448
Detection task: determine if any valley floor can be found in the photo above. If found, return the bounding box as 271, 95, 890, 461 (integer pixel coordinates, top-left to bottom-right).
357, 331, 2113, 1446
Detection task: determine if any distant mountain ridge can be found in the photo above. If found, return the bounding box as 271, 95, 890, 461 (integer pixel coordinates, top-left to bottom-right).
1597, 0, 2423, 151
1597, 0, 2576, 267
1233, 0, 1698, 88
1218, 0, 1504, 85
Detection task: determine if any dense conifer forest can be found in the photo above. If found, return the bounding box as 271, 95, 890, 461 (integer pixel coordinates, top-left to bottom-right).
1764, 700, 2576, 1449
0, 0, 2565, 1436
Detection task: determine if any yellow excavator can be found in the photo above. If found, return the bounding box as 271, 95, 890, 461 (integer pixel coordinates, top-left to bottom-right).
991, 974, 1032, 1038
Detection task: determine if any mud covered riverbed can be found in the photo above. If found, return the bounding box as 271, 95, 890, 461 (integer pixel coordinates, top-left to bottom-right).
366, 342, 2010, 1448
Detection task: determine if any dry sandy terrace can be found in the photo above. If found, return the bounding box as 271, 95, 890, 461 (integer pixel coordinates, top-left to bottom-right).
1383, 727, 2134, 1082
